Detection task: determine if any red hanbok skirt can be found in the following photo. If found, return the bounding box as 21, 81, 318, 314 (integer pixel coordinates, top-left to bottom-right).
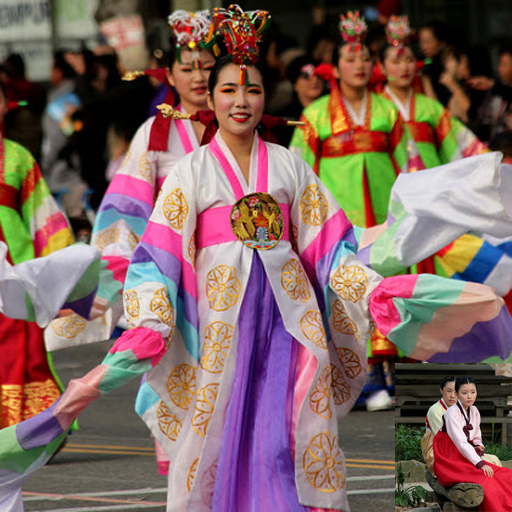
433, 431, 512, 512
0, 313, 61, 428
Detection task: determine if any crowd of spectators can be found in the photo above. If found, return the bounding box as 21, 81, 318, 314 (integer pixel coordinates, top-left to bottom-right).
1, 3, 512, 243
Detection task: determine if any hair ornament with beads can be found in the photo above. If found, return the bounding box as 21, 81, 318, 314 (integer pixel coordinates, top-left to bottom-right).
168, 10, 211, 65
339, 11, 368, 53
204, 4, 271, 85
385, 15, 412, 56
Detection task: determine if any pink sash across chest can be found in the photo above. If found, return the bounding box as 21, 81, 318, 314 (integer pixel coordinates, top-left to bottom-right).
196, 136, 289, 249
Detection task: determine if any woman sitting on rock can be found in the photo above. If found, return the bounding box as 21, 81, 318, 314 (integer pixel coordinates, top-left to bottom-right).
433, 377, 512, 512
422, 375, 501, 476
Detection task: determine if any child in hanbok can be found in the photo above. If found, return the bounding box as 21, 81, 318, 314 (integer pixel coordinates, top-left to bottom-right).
3, 7, 512, 512
433, 377, 512, 512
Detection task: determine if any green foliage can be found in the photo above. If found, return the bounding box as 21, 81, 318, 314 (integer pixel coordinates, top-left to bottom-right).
483, 422, 512, 461
395, 463, 427, 507
395, 423, 425, 463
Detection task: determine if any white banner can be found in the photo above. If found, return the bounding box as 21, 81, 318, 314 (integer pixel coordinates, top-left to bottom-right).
55, 0, 99, 40
0, 0, 51, 42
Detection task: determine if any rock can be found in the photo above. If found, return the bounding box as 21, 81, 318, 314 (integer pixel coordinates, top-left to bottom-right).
399, 460, 428, 482
500, 460, 512, 470
425, 470, 484, 507
442, 503, 477, 512
424, 490, 438, 502
407, 506, 441, 512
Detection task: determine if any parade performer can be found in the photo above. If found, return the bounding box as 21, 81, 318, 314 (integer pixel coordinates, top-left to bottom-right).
289, 10, 422, 229
380, 15, 487, 169
0, 83, 75, 429
45, 10, 216, 353
3, 7, 512, 512
434, 377, 512, 511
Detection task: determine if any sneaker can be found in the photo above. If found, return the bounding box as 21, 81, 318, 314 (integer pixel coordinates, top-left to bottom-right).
366, 390, 393, 412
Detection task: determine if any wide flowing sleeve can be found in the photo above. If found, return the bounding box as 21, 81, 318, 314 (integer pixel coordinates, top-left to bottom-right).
0, 160, 196, 506
91, 118, 158, 307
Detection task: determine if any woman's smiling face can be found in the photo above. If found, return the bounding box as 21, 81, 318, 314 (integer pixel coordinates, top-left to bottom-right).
207, 63, 265, 140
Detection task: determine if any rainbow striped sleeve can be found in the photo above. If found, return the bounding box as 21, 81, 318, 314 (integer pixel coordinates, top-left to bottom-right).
19, 153, 74, 257
0, 327, 165, 504
91, 120, 156, 306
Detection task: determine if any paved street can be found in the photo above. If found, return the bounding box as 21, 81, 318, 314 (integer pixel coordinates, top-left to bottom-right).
22, 341, 394, 511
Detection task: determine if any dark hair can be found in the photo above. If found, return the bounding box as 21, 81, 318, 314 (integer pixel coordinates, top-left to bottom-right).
440, 375, 456, 390
331, 38, 370, 67
207, 54, 267, 97
2, 53, 25, 78
53, 51, 77, 79
286, 55, 318, 85
420, 21, 450, 45
167, 44, 215, 70
489, 131, 512, 159
378, 44, 417, 66
455, 376, 477, 393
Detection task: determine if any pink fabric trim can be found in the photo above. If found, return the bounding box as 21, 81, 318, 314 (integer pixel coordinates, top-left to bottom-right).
157, 176, 166, 193
33, 213, 70, 255
463, 139, 488, 157
54, 366, 106, 429
301, 209, 353, 277
141, 220, 196, 299
290, 342, 318, 459
142, 220, 182, 261
256, 138, 268, 193
109, 326, 166, 367
209, 137, 245, 200
368, 275, 418, 336
106, 174, 154, 206
154, 438, 170, 475
175, 118, 194, 154
196, 204, 290, 249
103, 255, 128, 284
408, 154, 426, 173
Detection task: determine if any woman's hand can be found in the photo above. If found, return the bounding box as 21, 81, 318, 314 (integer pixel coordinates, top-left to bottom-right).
475, 445, 485, 457
482, 464, 494, 478
89, 296, 110, 320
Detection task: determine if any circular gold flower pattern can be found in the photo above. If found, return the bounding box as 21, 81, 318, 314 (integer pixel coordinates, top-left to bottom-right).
167, 364, 197, 410
138, 151, 152, 181
300, 185, 328, 226
156, 401, 182, 441
50, 315, 86, 338
95, 228, 119, 251
309, 365, 351, 420
337, 348, 362, 379
206, 265, 241, 311
330, 265, 368, 303
281, 259, 311, 302
331, 300, 359, 340
150, 288, 174, 327
201, 460, 218, 507
162, 188, 189, 230
201, 321, 233, 373
300, 311, 327, 349
187, 458, 199, 492
191, 383, 219, 437
303, 432, 345, 492
189, 233, 196, 267
124, 289, 140, 323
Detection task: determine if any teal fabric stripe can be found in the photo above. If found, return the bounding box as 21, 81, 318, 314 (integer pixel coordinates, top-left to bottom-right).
134, 381, 160, 417
387, 275, 465, 355
66, 258, 102, 301
93, 209, 148, 236
176, 295, 199, 361
98, 352, 154, 394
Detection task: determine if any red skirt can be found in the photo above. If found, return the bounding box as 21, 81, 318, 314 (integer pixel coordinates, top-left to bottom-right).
0, 313, 61, 428
433, 431, 512, 512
